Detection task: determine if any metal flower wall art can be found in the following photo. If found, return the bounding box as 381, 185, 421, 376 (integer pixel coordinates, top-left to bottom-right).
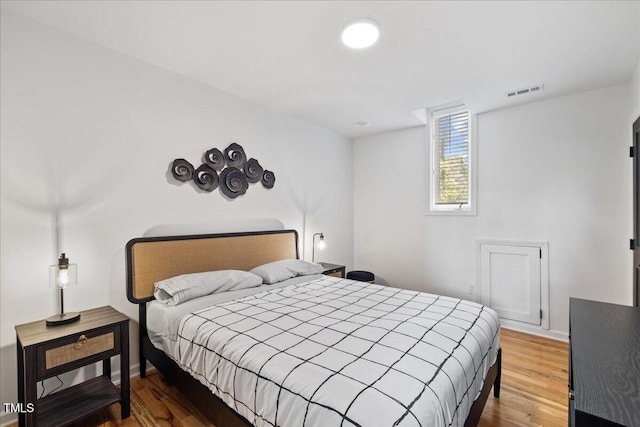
171, 143, 275, 199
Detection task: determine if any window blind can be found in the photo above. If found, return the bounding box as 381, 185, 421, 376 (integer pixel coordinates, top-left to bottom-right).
433, 109, 470, 205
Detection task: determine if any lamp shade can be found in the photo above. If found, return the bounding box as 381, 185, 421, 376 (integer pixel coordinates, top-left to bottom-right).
49, 263, 77, 288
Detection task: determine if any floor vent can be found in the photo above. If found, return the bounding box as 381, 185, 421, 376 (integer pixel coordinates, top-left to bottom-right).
505, 84, 544, 98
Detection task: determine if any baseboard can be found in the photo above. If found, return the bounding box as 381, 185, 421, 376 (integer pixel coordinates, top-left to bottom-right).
0, 410, 16, 426
500, 320, 569, 342
1, 363, 143, 427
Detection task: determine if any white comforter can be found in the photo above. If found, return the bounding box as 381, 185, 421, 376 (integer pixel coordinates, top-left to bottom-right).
168, 276, 500, 427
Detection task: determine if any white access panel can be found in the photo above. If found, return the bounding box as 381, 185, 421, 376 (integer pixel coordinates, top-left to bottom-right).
479, 242, 546, 326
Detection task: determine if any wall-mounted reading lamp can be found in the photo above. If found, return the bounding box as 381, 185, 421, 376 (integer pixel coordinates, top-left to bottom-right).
312, 233, 325, 263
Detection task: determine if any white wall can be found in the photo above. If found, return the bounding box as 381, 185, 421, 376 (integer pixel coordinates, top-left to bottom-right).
0, 11, 353, 423
633, 5, 640, 123
354, 83, 632, 340
631, 61, 640, 122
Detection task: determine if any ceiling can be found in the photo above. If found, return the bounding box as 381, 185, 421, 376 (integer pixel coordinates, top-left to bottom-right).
2, 1, 639, 138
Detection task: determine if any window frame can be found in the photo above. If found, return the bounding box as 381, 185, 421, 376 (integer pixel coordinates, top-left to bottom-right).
426, 105, 477, 216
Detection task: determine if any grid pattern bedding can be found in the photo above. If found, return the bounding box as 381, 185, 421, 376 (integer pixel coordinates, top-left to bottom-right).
169, 276, 500, 427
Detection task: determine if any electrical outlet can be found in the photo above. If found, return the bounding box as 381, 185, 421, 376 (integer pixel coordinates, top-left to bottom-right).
468, 284, 476, 294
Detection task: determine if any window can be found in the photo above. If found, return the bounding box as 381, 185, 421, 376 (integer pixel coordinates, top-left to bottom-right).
428, 105, 476, 215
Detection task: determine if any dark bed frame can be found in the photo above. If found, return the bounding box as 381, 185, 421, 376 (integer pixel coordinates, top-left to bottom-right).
125, 230, 501, 427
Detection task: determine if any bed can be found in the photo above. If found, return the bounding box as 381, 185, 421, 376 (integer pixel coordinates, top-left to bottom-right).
126, 229, 501, 427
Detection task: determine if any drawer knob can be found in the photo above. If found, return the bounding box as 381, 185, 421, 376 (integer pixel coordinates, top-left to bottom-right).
74, 335, 87, 350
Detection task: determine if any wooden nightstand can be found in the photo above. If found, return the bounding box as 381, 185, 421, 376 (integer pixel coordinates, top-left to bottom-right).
319, 262, 346, 278
15, 306, 130, 427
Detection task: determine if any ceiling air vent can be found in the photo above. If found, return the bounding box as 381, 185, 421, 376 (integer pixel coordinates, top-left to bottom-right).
505, 84, 544, 98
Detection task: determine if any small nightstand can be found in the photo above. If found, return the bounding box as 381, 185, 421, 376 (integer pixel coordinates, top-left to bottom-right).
15, 306, 130, 427
319, 262, 346, 278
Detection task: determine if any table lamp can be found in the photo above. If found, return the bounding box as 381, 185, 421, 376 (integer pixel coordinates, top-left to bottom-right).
46, 253, 80, 326
312, 233, 325, 262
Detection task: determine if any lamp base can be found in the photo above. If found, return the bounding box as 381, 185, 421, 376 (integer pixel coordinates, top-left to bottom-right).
46, 312, 81, 326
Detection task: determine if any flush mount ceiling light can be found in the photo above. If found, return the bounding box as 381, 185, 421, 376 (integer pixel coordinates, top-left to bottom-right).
341, 18, 380, 49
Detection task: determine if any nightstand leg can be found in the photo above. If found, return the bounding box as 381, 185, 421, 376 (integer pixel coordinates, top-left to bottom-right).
103, 358, 111, 380
17, 339, 25, 427
120, 322, 130, 418
23, 345, 37, 427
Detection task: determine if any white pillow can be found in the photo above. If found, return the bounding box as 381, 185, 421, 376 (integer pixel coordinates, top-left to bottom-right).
250, 259, 324, 284
154, 270, 262, 306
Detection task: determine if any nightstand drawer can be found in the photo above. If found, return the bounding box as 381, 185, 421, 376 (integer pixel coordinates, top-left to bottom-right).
319, 262, 346, 278
46, 331, 114, 369
37, 326, 121, 378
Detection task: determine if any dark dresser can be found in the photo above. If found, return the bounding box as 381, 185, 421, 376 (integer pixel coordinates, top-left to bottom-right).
569, 298, 640, 426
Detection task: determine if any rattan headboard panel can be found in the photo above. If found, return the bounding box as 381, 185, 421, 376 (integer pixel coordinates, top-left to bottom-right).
126, 230, 298, 303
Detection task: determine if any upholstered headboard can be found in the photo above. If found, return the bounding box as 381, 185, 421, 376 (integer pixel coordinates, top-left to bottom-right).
125, 230, 299, 303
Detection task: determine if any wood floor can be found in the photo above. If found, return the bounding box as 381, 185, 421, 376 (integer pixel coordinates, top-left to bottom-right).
478, 329, 568, 427
9, 328, 569, 427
